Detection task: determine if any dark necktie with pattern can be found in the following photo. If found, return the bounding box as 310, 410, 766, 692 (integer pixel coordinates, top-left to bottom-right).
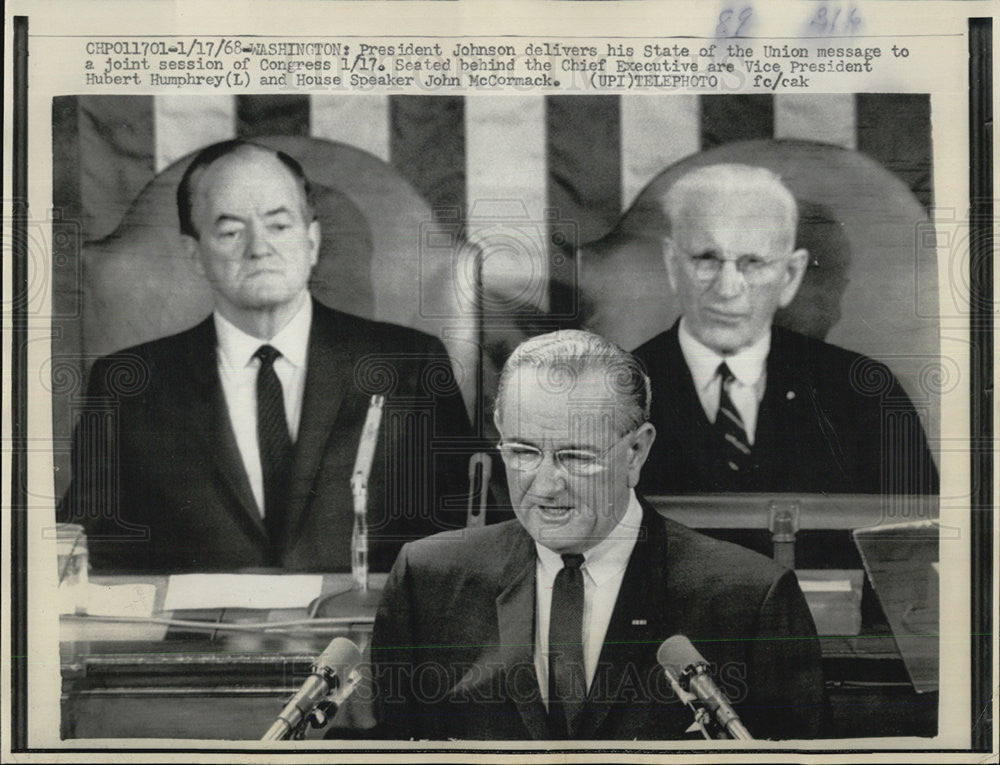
548, 552, 587, 739
255, 344, 293, 563
715, 361, 752, 476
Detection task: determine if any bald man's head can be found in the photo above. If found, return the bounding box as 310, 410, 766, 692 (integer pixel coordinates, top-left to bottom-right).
177, 140, 314, 239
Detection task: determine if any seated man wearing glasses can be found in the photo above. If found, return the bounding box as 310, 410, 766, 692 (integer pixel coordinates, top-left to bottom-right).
368, 330, 825, 740
633, 164, 937, 496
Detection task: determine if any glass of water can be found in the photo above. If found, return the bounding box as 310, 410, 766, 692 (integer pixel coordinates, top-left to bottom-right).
57, 523, 89, 615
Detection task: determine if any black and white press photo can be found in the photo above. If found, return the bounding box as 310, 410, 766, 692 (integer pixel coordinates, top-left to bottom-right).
4, 2, 991, 759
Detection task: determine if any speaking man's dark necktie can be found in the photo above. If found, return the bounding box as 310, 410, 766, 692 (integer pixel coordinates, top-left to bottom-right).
255, 344, 293, 562
715, 361, 752, 475
548, 552, 586, 738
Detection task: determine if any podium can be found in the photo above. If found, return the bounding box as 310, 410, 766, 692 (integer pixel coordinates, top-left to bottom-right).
60, 493, 941, 740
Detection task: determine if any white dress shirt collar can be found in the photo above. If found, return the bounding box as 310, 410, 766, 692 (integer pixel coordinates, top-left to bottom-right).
677, 317, 770, 393
214, 297, 312, 371
534, 489, 644, 586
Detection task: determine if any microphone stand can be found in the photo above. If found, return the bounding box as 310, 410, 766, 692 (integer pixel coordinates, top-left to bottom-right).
308, 395, 385, 617
680, 663, 754, 740
351, 394, 385, 593
350, 474, 370, 593
664, 661, 754, 740
465, 452, 491, 528
663, 665, 714, 740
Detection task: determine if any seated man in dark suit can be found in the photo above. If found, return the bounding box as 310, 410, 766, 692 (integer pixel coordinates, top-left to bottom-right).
633, 164, 938, 496
370, 330, 824, 740
58, 140, 471, 573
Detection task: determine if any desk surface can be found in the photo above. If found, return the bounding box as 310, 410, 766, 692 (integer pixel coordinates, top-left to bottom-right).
63, 573, 387, 643
60, 571, 935, 741
61, 574, 388, 740
648, 493, 940, 530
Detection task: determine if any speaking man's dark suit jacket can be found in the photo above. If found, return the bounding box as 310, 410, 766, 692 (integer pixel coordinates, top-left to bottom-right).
632, 321, 939, 496
58, 300, 473, 573
370, 499, 825, 740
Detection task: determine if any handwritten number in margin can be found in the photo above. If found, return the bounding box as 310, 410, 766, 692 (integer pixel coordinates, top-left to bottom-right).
809, 5, 862, 35
717, 7, 753, 38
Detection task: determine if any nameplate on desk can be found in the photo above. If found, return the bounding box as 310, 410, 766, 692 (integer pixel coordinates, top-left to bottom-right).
162, 574, 323, 611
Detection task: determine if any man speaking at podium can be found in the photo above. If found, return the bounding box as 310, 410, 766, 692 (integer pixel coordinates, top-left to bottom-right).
58, 140, 471, 573
370, 331, 824, 740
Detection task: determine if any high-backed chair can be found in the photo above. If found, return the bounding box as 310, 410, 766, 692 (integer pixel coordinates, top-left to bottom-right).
570, 139, 941, 458
52, 136, 482, 504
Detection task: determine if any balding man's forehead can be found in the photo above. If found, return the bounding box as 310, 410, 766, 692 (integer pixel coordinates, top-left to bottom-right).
191, 148, 306, 209
198, 147, 291, 184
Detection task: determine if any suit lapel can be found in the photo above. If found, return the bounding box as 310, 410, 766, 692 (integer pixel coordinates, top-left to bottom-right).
753, 328, 789, 484
664, 322, 713, 431
661, 323, 725, 491
580, 502, 674, 736
182, 317, 267, 542
283, 302, 351, 545
495, 528, 550, 740
757, 327, 850, 488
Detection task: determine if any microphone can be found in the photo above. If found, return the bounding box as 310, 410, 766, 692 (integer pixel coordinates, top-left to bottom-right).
261, 637, 363, 741
657, 635, 754, 740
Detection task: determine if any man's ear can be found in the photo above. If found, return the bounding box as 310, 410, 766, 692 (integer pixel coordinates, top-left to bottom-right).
307, 219, 321, 268
627, 422, 657, 488
662, 238, 679, 294
183, 235, 204, 277
778, 248, 809, 308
